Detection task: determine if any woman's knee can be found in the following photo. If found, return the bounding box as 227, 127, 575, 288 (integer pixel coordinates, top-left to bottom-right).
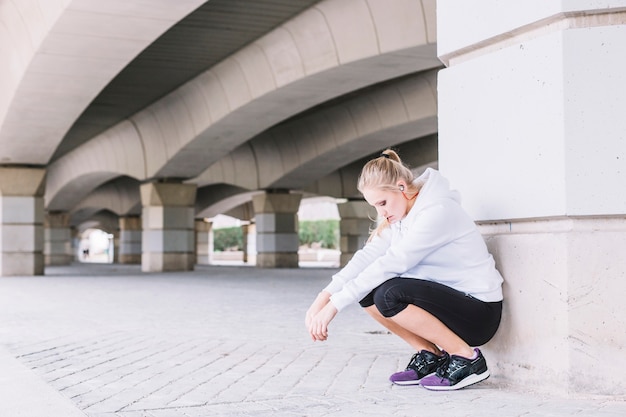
372, 281, 407, 318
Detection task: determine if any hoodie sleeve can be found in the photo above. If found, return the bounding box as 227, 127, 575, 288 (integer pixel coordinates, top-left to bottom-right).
329, 201, 466, 311
322, 228, 391, 295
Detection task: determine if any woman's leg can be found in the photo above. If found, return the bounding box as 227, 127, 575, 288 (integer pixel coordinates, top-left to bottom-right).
370, 277, 502, 357
363, 278, 502, 389
365, 305, 449, 386
389, 305, 473, 358
363, 305, 442, 355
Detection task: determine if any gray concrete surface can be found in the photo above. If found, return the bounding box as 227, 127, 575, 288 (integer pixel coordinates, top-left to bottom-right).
0, 263, 624, 417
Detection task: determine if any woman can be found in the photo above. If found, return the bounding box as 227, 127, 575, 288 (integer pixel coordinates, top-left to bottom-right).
305, 149, 503, 391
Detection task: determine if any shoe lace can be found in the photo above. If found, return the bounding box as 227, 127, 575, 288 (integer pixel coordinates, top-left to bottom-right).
406, 352, 428, 372
436, 356, 464, 378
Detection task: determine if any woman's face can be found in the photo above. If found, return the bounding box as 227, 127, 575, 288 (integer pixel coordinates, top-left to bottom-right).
362, 186, 408, 224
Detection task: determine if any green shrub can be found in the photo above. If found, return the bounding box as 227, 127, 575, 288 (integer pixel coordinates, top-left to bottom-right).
213, 227, 243, 252
213, 220, 340, 251
299, 219, 339, 249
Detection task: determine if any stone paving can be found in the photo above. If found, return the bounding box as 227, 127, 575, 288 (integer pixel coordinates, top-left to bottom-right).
1, 263, 625, 417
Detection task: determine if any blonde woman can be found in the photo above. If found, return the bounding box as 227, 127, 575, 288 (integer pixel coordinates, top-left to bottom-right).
305, 149, 503, 390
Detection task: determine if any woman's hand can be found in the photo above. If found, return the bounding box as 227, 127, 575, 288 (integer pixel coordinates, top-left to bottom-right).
307, 302, 338, 342
305, 291, 331, 328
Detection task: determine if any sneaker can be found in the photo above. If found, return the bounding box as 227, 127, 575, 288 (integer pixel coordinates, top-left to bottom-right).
389, 350, 448, 385
420, 348, 490, 391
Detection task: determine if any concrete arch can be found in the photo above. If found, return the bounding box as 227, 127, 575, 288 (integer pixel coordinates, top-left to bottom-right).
196, 136, 438, 223
74, 210, 119, 235
144, 0, 439, 179
193, 70, 438, 193
44, 0, 439, 204
196, 134, 439, 222
0, 0, 205, 165
196, 185, 261, 220
72, 177, 141, 218
305, 135, 439, 198
45, 120, 146, 211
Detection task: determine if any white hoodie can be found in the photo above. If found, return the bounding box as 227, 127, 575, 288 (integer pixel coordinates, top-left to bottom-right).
324, 168, 504, 312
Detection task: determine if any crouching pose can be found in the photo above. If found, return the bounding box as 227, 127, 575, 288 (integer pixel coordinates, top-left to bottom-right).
305, 149, 503, 390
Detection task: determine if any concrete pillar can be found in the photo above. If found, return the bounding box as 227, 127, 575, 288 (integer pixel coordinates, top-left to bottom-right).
71, 227, 80, 261
438, 2, 626, 396
140, 182, 197, 272
118, 216, 142, 264
44, 212, 72, 265
241, 224, 250, 263
246, 222, 257, 265
0, 167, 45, 276
111, 228, 120, 264
337, 200, 376, 267
195, 219, 212, 265
252, 191, 302, 268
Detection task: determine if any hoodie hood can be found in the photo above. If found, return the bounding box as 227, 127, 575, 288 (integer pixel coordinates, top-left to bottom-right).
411, 168, 461, 212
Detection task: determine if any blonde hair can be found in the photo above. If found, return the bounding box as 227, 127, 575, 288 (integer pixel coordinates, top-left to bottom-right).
358, 149, 418, 241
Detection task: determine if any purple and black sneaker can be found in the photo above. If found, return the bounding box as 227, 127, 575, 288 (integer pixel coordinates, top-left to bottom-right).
420, 348, 490, 391
389, 350, 448, 386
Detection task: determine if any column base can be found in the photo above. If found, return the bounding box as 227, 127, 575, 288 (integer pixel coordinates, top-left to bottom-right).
479, 216, 626, 396
339, 253, 354, 266
1, 253, 44, 276
196, 255, 211, 265
141, 253, 195, 272
119, 254, 141, 264
256, 253, 298, 268
45, 255, 72, 266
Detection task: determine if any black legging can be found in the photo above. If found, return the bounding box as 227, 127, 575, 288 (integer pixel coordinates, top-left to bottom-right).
359, 277, 502, 346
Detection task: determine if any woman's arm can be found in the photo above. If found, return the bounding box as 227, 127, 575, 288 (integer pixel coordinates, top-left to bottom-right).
329, 204, 461, 311
305, 291, 337, 341
305, 291, 331, 328
322, 230, 391, 295
304, 228, 390, 341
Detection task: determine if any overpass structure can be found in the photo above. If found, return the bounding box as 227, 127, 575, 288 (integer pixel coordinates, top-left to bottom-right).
1, 0, 440, 272
1, 0, 625, 398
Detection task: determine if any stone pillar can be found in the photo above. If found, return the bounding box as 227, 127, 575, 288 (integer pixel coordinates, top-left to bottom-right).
140, 182, 197, 272
246, 222, 257, 265
111, 228, 120, 264
195, 219, 212, 265
438, 2, 626, 396
241, 224, 250, 263
0, 167, 45, 276
118, 216, 142, 264
252, 191, 302, 268
71, 227, 80, 261
337, 200, 376, 267
44, 212, 72, 265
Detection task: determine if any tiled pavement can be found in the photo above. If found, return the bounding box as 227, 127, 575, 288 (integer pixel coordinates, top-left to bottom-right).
0, 264, 624, 417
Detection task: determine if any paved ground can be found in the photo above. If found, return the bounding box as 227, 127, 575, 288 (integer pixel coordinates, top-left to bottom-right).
1, 263, 625, 417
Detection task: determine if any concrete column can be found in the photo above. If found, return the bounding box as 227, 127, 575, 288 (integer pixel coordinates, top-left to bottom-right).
111, 228, 120, 264
252, 191, 302, 268
44, 212, 72, 265
195, 219, 212, 265
246, 222, 257, 265
438, 2, 626, 396
337, 200, 376, 267
0, 167, 45, 276
118, 216, 142, 264
71, 227, 80, 261
140, 182, 197, 272
241, 224, 250, 263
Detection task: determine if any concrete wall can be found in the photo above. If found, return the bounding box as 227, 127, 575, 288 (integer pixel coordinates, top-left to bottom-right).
438, 0, 626, 396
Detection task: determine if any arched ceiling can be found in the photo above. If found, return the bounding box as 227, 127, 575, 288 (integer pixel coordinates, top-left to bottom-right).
52, 0, 324, 161
1, 0, 440, 229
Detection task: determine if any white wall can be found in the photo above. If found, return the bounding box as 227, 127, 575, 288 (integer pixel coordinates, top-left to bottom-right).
437, 0, 626, 396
